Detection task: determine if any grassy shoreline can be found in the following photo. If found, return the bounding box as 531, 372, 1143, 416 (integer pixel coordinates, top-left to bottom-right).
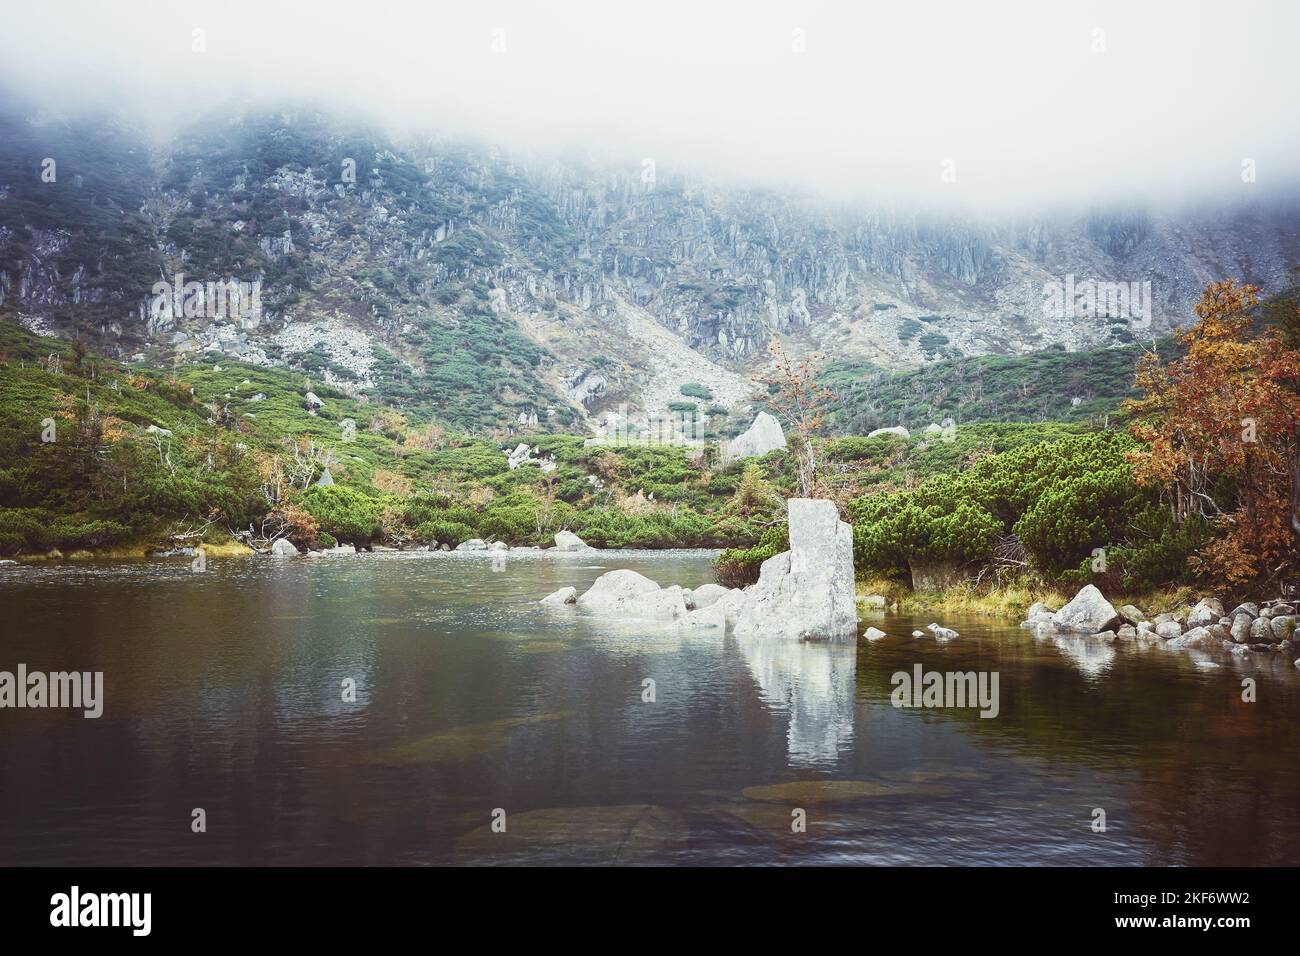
856, 576, 1203, 622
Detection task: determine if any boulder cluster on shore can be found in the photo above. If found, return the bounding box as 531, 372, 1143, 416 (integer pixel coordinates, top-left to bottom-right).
1023, 584, 1300, 669
539, 498, 859, 641
263, 528, 593, 557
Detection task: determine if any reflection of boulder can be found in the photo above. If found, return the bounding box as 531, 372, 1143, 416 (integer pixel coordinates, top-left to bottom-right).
1052, 635, 1116, 677
736, 633, 856, 766
731, 499, 857, 641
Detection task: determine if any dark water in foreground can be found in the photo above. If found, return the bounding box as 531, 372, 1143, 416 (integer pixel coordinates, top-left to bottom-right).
1, 550, 1298, 866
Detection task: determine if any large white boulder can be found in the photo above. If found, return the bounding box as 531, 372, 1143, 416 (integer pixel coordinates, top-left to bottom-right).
271, 538, 300, 556
575, 569, 688, 620
689, 583, 731, 610
724, 412, 787, 463
867, 425, 910, 439
553, 530, 589, 551
507, 443, 531, 469
1186, 598, 1225, 628
1051, 584, 1120, 633
732, 499, 858, 641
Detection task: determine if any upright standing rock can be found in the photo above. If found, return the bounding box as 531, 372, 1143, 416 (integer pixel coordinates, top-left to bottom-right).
731, 499, 857, 641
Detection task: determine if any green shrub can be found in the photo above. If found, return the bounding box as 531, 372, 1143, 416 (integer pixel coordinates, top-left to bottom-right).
679, 382, 713, 400
413, 519, 476, 547
847, 431, 1171, 587
714, 523, 788, 587
300, 485, 385, 544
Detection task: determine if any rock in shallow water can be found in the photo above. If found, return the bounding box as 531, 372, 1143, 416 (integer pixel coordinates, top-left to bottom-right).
1025, 601, 1056, 622
539, 586, 577, 606
1051, 584, 1120, 633
689, 583, 731, 609
553, 530, 589, 551
731, 499, 858, 641
1230, 614, 1254, 643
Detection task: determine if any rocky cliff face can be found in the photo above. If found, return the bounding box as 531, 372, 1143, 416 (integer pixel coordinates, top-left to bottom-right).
1, 106, 1297, 431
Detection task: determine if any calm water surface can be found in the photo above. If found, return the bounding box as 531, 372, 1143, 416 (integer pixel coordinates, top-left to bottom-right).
1, 550, 1298, 865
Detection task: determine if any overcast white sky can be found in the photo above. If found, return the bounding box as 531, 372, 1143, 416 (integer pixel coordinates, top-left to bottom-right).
1, 0, 1297, 209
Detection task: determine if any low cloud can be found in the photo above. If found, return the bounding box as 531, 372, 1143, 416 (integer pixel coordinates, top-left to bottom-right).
1, 0, 1297, 209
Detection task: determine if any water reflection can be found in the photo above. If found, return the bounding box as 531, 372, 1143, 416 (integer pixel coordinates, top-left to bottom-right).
1050, 635, 1116, 678
2, 551, 1299, 865
734, 634, 856, 767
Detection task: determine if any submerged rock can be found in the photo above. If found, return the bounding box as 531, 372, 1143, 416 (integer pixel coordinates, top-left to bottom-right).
455, 805, 688, 865
681, 602, 727, 629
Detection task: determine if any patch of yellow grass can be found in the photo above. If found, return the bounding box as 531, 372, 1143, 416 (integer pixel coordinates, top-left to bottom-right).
199, 540, 254, 557
857, 574, 1207, 621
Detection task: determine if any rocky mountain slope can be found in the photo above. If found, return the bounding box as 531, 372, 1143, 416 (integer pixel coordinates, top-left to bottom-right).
2, 102, 1297, 434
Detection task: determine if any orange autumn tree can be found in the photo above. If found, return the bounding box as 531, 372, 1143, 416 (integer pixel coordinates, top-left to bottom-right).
760, 340, 837, 498
1125, 279, 1300, 587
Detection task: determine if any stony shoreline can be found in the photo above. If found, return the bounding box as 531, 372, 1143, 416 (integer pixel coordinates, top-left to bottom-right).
1021, 584, 1299, 670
